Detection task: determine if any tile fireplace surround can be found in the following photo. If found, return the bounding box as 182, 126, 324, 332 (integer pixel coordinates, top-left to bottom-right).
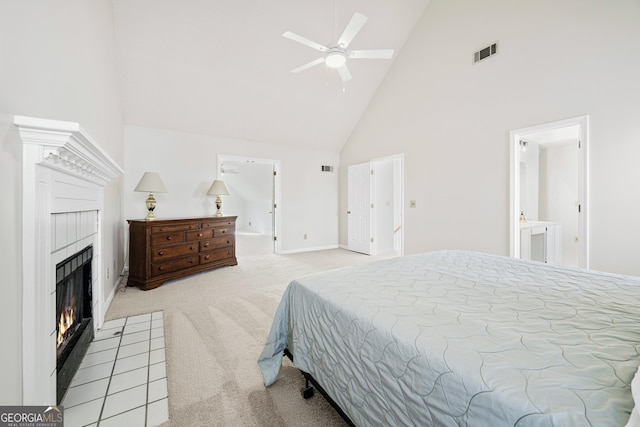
15, 115, 124, 405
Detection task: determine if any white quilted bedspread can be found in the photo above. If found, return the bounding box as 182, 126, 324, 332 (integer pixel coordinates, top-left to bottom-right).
258, 250, 640, 426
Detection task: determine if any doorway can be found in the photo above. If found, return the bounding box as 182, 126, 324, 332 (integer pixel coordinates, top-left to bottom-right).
509, 116, 589, 268
347, 154, 404, 256
217, 155, 281, 254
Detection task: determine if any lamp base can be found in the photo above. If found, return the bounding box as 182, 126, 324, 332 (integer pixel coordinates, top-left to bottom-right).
214, 196, 223, 217
145, 193, 157, 221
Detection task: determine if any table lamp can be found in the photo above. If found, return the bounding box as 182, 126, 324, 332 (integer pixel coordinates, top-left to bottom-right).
134, 172, 168, 220
207, 179, 229, 216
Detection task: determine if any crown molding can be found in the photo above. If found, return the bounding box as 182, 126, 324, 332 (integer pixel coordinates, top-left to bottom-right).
14, 115, 124, 185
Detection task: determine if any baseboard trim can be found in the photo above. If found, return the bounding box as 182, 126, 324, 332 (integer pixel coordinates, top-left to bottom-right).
277, 244, 340, 255
99, 274, 122, 329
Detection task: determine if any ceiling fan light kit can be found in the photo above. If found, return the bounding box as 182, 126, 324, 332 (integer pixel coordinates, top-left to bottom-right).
325, 48, 346, 68
283, 12, 394, 83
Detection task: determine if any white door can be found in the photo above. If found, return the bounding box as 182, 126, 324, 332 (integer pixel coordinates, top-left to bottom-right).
348, 162, 373, 255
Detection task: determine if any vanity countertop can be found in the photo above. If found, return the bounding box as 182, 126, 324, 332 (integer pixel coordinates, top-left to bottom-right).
519, 220, 560, 229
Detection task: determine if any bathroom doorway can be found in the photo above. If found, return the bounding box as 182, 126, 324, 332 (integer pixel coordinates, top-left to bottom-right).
509, 116, 589, 268
217, 154, 281, 254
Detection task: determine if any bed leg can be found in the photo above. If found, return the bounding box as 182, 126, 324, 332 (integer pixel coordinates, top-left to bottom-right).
284, 349, 316, 399
301, 377, 315, 399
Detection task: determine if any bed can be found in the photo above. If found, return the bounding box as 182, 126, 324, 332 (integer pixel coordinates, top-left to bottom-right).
258, 250, 640, 426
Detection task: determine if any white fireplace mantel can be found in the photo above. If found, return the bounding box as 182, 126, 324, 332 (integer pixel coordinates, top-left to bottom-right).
15, 115, 124, 405
15, 115, 122, 186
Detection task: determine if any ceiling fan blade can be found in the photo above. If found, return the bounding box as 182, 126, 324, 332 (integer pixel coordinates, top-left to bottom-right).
349, 49, 394, 59
337, 12, 368, 48
291, 57, 325, 73
337, 64, 352, 82
283, 31, 328, 52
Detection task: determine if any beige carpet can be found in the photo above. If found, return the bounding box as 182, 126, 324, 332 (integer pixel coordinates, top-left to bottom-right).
106, 235, 393, 426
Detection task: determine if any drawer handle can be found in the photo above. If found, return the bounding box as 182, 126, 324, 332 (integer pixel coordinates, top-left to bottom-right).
158, 251, 164, 256
167, 236, 172, 240
204, 243, 209, 248
198, 233, 203, 237
205, 255, 210, 260
221, 230, 226, 234
159, 266, 164, 271
190, 246, 195, 250
226, 240, 230, 244
190, 259, 195, 264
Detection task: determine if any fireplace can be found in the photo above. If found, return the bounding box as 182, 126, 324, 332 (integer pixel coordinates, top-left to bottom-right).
56, 245, 95, 403
15, 115, 124, 405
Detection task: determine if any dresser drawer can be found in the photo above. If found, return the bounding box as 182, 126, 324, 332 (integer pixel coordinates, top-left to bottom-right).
213, 227, 234, 237
200, 248, 235, 265
152, 256, 198, 276
202, 220, 234, 229
200, 236, 234, 252
151, 232, 185, 246
186, 229, 213, 241
152, 223, 199, 233
151, 243, 198, 262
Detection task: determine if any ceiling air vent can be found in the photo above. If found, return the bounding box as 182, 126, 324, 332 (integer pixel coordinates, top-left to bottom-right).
473, 42, 498, 64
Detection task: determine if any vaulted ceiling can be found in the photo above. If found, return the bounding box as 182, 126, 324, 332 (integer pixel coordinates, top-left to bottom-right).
112, 0, 429, 152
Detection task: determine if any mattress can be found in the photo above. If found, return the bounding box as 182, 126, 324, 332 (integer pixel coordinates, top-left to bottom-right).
258, 250, 640, 426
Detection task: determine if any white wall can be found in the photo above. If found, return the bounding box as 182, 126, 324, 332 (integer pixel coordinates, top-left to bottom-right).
124, 125, 339, 253
339, 0, 640, 276
244, 200, 272, 235
222, 162, 273, 234
0, 1, 124, 404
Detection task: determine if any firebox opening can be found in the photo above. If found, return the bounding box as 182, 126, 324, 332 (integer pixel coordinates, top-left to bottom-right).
56, 245, 94, 403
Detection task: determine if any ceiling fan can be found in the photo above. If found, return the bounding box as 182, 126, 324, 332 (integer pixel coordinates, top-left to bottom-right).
283, 12, 394, 82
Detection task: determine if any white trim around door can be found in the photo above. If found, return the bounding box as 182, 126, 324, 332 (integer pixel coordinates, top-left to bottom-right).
509, 115, 589, 268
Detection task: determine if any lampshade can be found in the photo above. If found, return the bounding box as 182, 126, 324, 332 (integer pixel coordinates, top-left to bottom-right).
207, 179, 229, 196
134, 172, 168, 193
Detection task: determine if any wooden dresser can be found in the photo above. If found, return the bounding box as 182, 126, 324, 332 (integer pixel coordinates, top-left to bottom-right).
127, 216, 237, 290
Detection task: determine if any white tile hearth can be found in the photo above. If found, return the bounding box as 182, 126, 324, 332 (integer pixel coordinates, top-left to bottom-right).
62, 312, 168, 427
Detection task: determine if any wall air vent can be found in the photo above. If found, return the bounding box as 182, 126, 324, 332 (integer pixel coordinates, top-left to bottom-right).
473, 42, 498, 64
321, 165, 334, 172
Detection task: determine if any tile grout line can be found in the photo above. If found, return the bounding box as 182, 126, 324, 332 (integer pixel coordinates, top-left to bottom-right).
102, 315, 154, 425
68, 313, 165, 426
148, 312, 167, 426
145, 316, 152, 427
95, 321, 125, 427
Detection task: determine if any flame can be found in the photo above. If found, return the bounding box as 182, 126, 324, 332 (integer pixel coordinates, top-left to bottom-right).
57, 296, 77, 348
